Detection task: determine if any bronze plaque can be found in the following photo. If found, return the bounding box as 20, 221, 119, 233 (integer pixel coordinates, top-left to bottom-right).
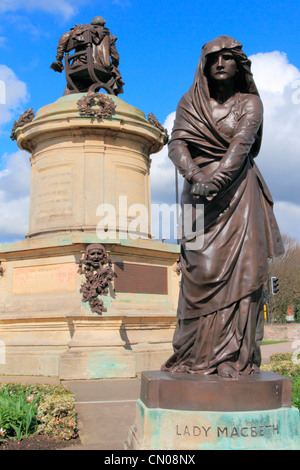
114, 263, 168, 295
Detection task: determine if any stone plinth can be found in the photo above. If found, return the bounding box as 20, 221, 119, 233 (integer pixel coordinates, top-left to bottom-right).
125, 371, 300, 450
0, 235, 179, 379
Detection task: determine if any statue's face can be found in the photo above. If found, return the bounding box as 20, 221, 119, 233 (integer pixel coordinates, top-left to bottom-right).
208, 51, 238, 83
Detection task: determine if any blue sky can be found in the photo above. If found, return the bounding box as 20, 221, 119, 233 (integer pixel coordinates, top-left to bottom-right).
0, 0, 300, 242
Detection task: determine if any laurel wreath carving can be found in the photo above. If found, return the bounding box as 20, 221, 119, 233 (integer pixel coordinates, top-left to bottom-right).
147, 112, 169, 144
77, 92, 116, 120
10, 108, 35, 141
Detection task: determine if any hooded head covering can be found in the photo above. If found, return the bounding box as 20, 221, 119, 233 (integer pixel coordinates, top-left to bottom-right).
170, 35, 262, 159
200, 36, 258, 96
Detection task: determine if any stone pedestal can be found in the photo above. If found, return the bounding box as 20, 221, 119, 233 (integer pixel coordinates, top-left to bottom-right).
0, 234, 179, 379
0, 94, 180, 379
125, 371, 300, 450
17, 94, 164, 240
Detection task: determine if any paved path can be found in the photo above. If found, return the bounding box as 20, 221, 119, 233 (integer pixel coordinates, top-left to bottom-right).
63, 378, 140, 450
260, 340, 295, 363
0, 341, 296, 450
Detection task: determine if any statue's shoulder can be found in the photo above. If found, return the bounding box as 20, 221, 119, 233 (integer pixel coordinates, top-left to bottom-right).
239, 93, 263, 116
239, 93, 262, 105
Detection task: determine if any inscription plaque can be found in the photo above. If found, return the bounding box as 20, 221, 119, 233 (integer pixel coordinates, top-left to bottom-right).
35, 165, 73, 222
12, 263, 78, 295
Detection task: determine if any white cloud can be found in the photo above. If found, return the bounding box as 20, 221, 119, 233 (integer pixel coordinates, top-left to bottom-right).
0, 193, 29, 241
0, 150, 30, 241
250, 51, 300, 207
0, 0, 79, 20
274, 201, 300, 243
150, 111, 182, 206
0, 150, 31, 199
0, 65, 28, 126
249, 52, 300, 242
250, 51, 300, 93
0, 65, 30, 242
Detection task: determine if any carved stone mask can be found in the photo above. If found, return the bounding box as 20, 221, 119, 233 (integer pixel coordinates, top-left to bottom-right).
85, 245, 105, 268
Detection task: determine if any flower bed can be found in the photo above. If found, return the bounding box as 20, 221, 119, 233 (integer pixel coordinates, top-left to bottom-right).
0, 383, 79, 448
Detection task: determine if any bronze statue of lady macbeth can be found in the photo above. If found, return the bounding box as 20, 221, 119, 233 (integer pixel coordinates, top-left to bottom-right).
162, 36, 284, 378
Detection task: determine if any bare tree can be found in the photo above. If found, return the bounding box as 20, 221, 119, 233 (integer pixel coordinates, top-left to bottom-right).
267, 235, 300, 323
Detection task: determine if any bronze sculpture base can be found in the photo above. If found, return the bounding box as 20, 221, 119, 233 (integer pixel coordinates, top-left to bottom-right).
140, 370, 292, 411
125, 370, 300, 450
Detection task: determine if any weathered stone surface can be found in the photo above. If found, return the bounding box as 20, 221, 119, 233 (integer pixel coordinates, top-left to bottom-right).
126, 399, 300, 450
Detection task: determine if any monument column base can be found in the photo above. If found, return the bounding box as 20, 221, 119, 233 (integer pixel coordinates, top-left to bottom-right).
0, 236, 178, 379
59, 347, 136, 380
125, 371, 300, 450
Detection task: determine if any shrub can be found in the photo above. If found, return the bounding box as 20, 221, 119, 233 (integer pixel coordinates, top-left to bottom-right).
36, 394, 77, 440
261, 352, 300, 410
262, 360, 300, 378
269, 353, 293, 362
0, 383, 72, 397
292, 377, 300, 411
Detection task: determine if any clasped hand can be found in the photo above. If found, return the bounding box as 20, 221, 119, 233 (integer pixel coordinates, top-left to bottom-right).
191, 179, 219, 198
